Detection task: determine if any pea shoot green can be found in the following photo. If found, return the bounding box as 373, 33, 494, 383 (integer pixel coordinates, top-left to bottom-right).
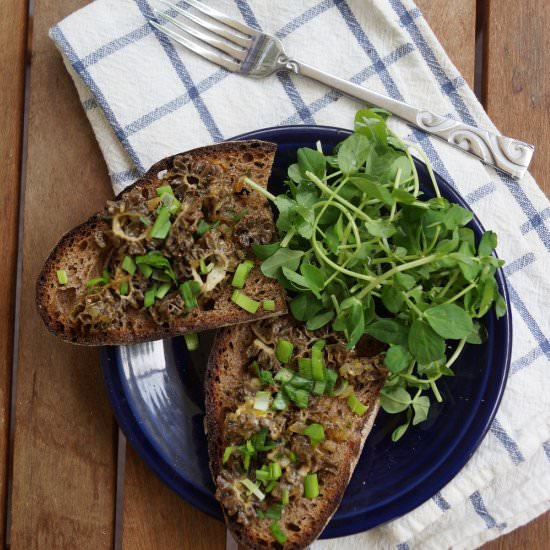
246, 108, 506, 441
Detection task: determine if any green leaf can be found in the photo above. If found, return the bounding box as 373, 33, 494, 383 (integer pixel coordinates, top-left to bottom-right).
381, 285, 404, 314
475, 277, 497, 318
261, 248, 304, 278
466, 321, 486, 344
408, 320, 445, 364
349, 176, 395, 206
306, 310, 334, 330
443, 204, 473, 230
365, 218, 396, 238
391, 415, 411, 442
281, 266, 308, 290
394, 272, 416, 290
392, 188, 418, 204
297, 147, 326, 179
478, 230, 498, 256
384, 344, 412, 374
300, 263, 325, 297
424, 303, 474, 339
287, 163, 302, 184
252, 242, 280, 260
365, 319, 409, 345
337, 134, 372, 175
380, 387, 412, 414
411, 395, 430, 425
495, 293, 507, 318
290, 294, 323, 321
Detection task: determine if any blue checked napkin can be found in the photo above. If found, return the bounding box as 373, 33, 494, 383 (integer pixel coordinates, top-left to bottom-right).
50, 1, 550, 548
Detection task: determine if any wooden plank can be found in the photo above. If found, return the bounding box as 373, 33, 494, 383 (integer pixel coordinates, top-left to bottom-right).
482, 0, 550, 546
10, 1, 118, 548
121, 446, 225, 550
0, 0, 28, 543
415, 0, 477, 87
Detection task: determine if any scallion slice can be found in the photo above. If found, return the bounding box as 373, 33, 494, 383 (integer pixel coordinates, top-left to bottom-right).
271, 391, 288, 411
262, 299, 275, 311
255, 468, 270, 483
150, 206, 171, 239
139, 215, 152, 226
184, 332, 199, 351
144, 285, 157, 307
332, 378, 350, 397
269, 462, 282, 480
231, 260, 254, 289
156, 184, 174, 197
240, 479, 265, 501
311, 339, 326, 381
138, 263, 152, 279
119, 281, 129, 296
270, 521, 287, 544
159, 192, 181, 214
231, 290, 260, 314
231, 208, 249, 223
325, 368, 338, 395
281, 487, 289, 505
289, 374, 313, 392
253, 391, 271, 412
199, 258, 213, 275
222, 446, 235, 464
121, 255, 136, 276
263, 504, 283, 520
284, 385, 308, 409
156, 282, 171, 299
312, 380, 326, 396
274, 368, 294, 383
303, 423, 325, 447
196, 219, 220, 237
347, 392, 368, 415
56, 269, 68, 285
303, 473, 319, 499
179, 280, 201, 311
275, 338, 293, 364
298, 358, 312, 379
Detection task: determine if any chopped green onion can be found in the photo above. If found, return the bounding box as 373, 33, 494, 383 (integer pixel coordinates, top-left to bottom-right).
256, 468, 270, 483
231, 290, 260, 314
119, 281, 129, 296
347, 392, 369, 415
289, 375, 313, 392
243, 454, 251, 471
121, 255, 136, 276
135, 251, 176, 281
86, 277, 106, 289
311, 339, 326, 381
246, 440, 255, 454
222, 446, 235, 464
159, 192, 181, 214
325, 369, 338, 395
304, 473, 319, 499
288, 451, 297, 463
275, 339, 294, 364
264, 480, 277, 493
312, 381, 326, 396
156, 283, 171, 299
156, 184, 174, 197
199, 258, 213, 275
263, 504, 283, 520
232, 260, 255, 289
150, 206, 171, 239
332, 378, 350, 397
144, 285, 158, 307
284, 385, 308, 409
269, 462, 282, 480
274, 368, 294, 383
196, 219, 220, 237
138, 263, 153, 279
139, 215, 152, 226
303, 423, 325, 447
152, 269, 171, 283
231, 208, 249, 223
240, 479, 265, 501
281, 488, 289, 505
298, 358, 312, 379
258, 369, 274, 385
272, 391, 289, 411
180, 280, 201, 311
253, 391, 271, 412
270, 521, 287, 544
262, 299, 275, 311
56, 269, 68, 285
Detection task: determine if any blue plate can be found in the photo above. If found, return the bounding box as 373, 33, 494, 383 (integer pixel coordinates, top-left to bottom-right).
101, 125, 512, 538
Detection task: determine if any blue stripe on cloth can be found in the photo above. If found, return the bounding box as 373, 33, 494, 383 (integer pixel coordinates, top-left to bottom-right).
335, 0, 404, 100
503, 252, 536, 277
49, 25, 146, 172
520, 207, 550, 235
490, 418, 525, 465
111, 167, 141, 185
279, 44, 415, 125
134, 0, 223, 142
543, 440, 550, 462
234, 0, 316, 124
432, 491, 451, 511
389, 0, 475, 125
396, 544, 409, 550
507, 282, 550, 361
82, 97, 98, 111
464, 182, 496, 204
276, 0, 335, 39
511, 346, 544, 375
123, 69, 228, 137
469, 491, 507, 530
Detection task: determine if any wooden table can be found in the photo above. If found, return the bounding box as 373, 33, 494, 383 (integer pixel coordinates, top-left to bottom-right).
2, 1, 549, 548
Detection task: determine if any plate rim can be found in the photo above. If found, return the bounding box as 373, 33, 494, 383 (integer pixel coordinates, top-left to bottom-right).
101, 124, 512, 538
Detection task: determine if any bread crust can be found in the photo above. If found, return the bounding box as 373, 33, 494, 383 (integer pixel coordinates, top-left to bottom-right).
205, 319, 386, 550
36, 141, 286, 345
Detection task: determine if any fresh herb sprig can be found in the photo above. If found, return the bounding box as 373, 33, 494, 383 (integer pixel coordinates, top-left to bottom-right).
247, 108, 506, 440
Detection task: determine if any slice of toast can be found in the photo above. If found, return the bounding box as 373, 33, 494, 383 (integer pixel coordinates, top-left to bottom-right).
206, 316, 387, 550
36, 141, 286, 345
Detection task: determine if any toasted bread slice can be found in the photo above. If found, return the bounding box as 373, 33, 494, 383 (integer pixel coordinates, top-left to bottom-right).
36, 141, 286, 345
206, 316, 387, 550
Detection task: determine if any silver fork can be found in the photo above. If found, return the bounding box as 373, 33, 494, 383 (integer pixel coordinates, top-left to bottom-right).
150, 0, 534, 179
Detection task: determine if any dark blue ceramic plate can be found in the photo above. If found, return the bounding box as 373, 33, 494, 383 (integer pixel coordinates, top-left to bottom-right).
101, 126, 512, 538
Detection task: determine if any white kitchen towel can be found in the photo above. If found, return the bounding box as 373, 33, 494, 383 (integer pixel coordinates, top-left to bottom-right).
49, 1, 550, 548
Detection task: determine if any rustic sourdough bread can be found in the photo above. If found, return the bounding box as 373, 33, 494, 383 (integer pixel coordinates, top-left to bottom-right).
206, 316, 387, 550
36, 141, 286, 345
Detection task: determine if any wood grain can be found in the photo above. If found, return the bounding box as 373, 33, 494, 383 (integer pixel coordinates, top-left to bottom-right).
481, 0, 550, 546
416, 0, 477, 87
0, 0, 28, 543
9, 0, 117, 548
121, 446, 225, 550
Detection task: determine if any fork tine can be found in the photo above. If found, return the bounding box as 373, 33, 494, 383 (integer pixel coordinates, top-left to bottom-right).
149, 20, 241, 72
161, 0, 259, 39
156, 10, 247, 60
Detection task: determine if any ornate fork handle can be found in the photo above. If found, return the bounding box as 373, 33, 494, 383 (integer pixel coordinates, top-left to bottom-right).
285, 58, 534, 179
